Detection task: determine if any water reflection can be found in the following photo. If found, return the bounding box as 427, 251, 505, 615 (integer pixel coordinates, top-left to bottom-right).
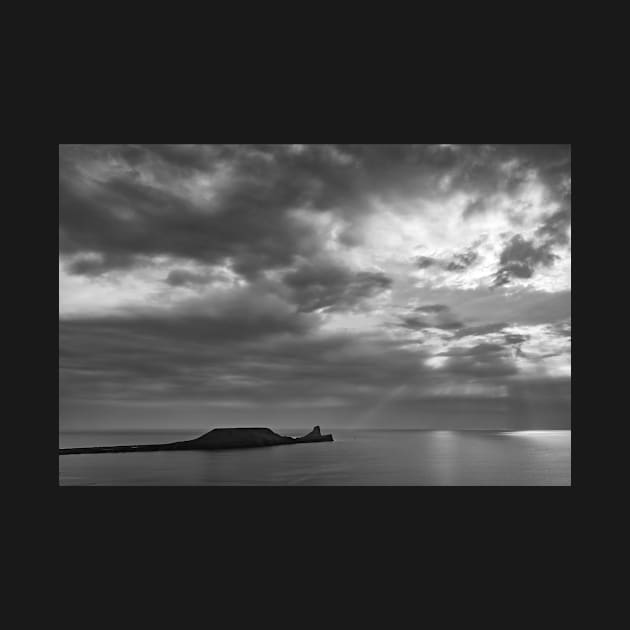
60, 430, 571, 486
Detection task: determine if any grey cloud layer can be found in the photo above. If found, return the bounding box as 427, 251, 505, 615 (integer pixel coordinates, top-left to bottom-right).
415, 247, 480, 273
284, 261, 392, 313
60, 318, 431, 404
60, 144, 570, 281
399, 303, 463, 331
494, 234, 559, 286
59, 313, 547, 405
59, 145, 571, 426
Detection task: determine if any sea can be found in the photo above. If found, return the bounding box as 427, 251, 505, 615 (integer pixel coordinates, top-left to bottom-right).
59, 429, 571, 486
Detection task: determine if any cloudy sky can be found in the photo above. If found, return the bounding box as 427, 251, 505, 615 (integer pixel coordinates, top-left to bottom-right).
59, 144, 571, 430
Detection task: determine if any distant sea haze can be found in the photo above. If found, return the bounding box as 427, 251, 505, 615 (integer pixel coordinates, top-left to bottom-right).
59, 429, 571, 486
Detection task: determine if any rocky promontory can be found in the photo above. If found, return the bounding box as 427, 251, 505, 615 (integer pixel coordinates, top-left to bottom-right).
59, 426, 333, 455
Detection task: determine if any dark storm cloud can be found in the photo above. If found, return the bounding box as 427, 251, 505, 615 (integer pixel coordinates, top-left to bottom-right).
59, 167, 312, 279
416, 256, 439, 269
398, 304, 462, 331
61, 143, 447, 267
453, 323, 508, 338
59, 143, 364, 278
552, 320, 571, 338
442, 343, 506, 357
504, 334, 530, 346
494, 235, 559, 286
461, 144, 571, 211
513, 144, 571, 205
459, 145, 571, 289
415, 248, 480, 273
60, 144, 569, 280
446, 250, 479, 271
330, 144, 570, 205
536, 205, 571, 247
463, 197, 490, 218
283, 261, 392, 313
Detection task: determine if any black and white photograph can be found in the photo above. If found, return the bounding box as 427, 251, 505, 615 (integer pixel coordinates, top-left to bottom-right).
59, 144, 571, 486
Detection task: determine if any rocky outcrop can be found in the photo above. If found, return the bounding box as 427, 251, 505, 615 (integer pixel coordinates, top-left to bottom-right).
295, 425, 326, 442
59, 426, 333, 455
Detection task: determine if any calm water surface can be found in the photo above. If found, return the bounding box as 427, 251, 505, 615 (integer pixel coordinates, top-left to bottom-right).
59, 429, 571, 486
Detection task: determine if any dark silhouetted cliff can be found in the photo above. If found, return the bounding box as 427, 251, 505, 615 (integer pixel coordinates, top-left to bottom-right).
59, 426, 333, 455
